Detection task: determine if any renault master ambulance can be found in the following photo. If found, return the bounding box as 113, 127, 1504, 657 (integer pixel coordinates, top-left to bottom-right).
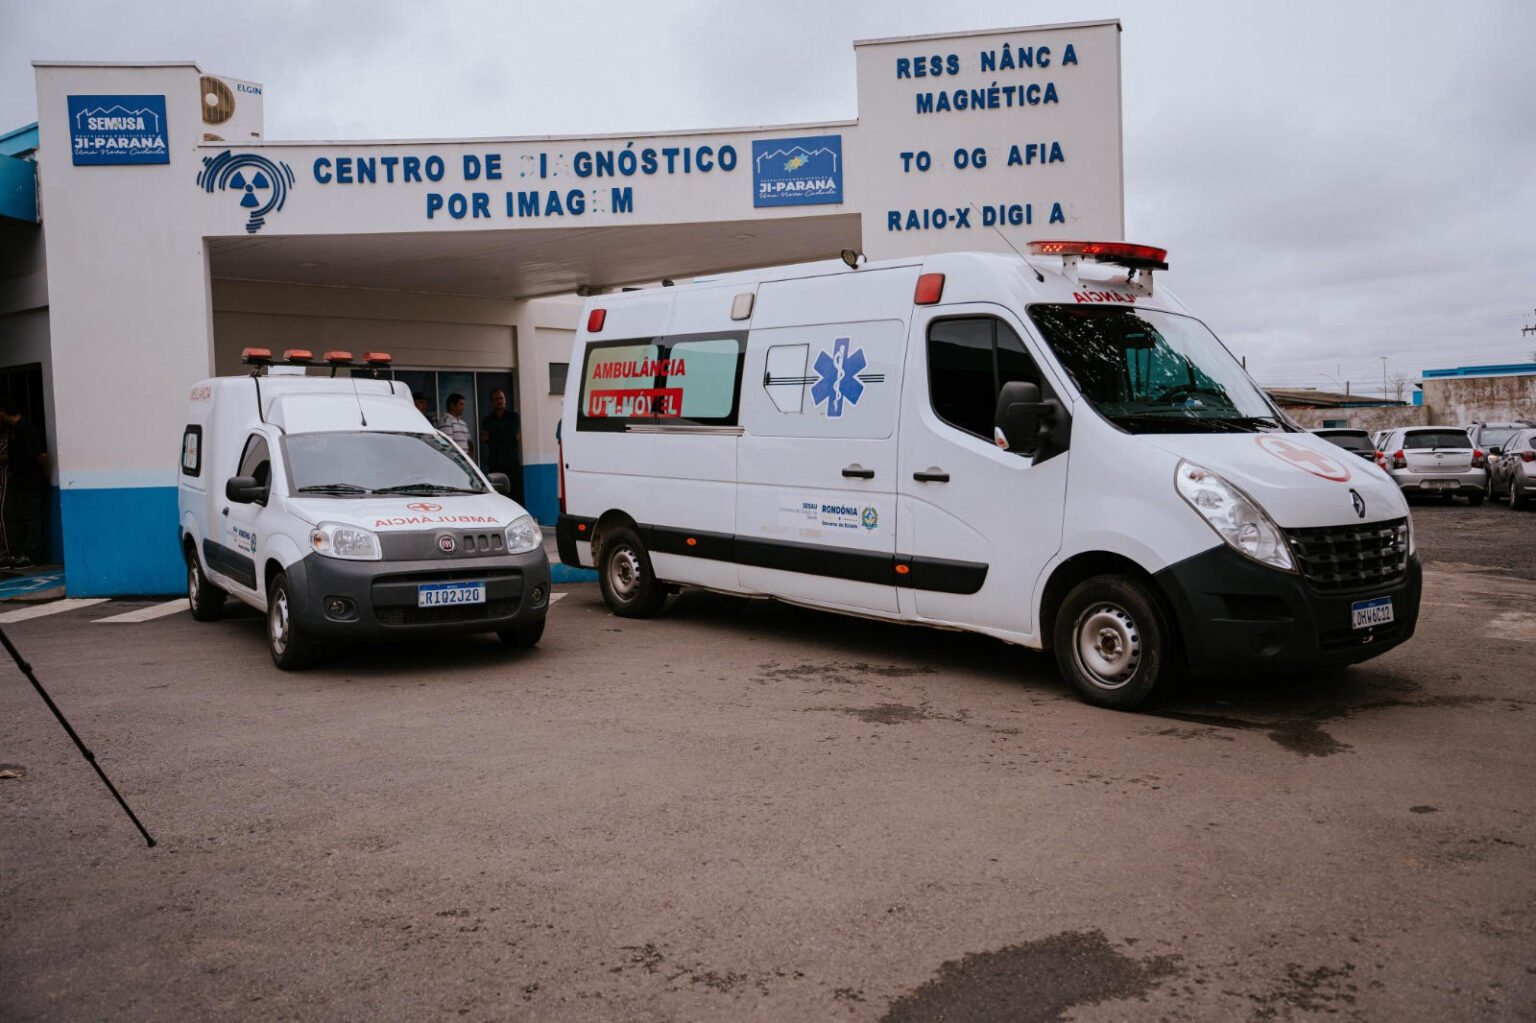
555, 244, 1420, 709
179, 350, 550, 669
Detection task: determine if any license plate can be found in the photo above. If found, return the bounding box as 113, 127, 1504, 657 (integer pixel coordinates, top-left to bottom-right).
1351, 596, 1394, 629
1423, 479, 1457, 490
418, 582, 486, 608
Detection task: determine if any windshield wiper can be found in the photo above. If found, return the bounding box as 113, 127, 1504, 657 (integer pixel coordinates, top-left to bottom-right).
296, 483, 372, 494
1107, 413, 1251, 434
373, 484, 483, 495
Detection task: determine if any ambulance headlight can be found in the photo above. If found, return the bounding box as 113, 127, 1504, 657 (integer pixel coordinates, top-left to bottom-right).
1175, 461, 1294, 571
504, 514, 543, 554
310, 522, 382, 561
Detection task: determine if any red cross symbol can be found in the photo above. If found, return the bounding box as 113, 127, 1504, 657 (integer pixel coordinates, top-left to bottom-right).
1256, 436, 1352, 482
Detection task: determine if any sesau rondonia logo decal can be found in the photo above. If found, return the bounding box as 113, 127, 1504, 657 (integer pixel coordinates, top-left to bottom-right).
1255, 435, 1351, 482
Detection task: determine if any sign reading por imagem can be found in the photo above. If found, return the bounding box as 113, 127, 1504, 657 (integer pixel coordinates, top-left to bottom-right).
852, 21, 1123, 258
67, 95, 169, 165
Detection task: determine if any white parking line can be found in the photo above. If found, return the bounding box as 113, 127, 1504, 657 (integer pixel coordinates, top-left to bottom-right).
549, 592, 567, 604
94, 599, 188, 624
0, 598, 110, 624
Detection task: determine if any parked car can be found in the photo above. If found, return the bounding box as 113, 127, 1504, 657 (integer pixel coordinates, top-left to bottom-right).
1485, 426, 1536, 509
1312, 428, 1377, 460
1375, 426, 1486, 505
1464, 421, 1535, 499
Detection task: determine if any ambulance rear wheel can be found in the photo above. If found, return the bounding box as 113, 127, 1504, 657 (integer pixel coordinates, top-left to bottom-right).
599, 526, 667, 618
267, 571, 315, 670
186, 552, 225, 622
1054, 575, 1167, 711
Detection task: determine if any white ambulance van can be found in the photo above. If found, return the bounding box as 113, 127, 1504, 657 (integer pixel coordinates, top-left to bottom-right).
179, 349, 550, 669
555, 243, 1421, 710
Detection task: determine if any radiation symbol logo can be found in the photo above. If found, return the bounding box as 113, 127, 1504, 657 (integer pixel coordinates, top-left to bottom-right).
196, 150, 296, 234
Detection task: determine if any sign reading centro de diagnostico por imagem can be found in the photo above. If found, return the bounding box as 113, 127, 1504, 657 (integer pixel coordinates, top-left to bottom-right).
67, 95, 170, 165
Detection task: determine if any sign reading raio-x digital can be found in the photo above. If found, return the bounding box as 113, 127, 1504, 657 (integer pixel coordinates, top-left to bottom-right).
67, 95, 170, 166
752, 135, 843, 207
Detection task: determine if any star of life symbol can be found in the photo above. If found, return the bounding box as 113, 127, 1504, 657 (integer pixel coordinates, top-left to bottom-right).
811, 337, 866, 418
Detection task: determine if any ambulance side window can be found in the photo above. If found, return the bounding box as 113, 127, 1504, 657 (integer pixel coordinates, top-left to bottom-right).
237, 434, 272, 489
577, 331, 746, 430
927, 317, 1041, 441
181, 426, 202, 477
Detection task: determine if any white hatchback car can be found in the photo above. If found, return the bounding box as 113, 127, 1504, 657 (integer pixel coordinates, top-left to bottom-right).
1375, 426, 1487, 505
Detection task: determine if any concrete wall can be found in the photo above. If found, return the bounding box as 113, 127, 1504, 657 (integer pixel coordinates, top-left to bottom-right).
1421, 374, 1536, 426
1284, 405, 1428, 432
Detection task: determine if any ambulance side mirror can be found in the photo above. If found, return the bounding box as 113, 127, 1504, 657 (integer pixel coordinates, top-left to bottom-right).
995, 381, 1050, 455
225, 475, 267, 504
487, 472, 512, 497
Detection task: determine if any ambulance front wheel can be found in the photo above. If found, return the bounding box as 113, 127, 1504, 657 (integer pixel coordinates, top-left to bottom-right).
599, 526, 668, 618
1053, 575, 1167, 711
187, 550, 225, 621
267, 571, 316, 670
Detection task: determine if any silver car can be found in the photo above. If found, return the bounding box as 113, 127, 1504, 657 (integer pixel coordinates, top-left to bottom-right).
1375, 427, 1487, 505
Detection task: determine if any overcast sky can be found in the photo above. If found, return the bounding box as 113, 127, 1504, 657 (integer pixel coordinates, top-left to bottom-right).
4, 0, 1532, 395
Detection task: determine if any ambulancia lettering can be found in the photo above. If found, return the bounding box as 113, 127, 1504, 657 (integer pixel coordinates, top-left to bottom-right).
1073, 290, 1137, 304
374, 514, 502, 527
591, 358, 687, 380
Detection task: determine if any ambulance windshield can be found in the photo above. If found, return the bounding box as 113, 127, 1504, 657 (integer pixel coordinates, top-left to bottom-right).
283, 431, 487, 495
1027, 305, 1288, 433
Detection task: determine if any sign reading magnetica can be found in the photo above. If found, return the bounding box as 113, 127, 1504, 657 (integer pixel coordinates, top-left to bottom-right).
67, 94, 169, 165
851, 20, 1123, 258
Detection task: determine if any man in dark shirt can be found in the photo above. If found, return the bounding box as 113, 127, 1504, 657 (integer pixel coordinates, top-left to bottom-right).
480, 387, 523, 504
1, 400, 48, 568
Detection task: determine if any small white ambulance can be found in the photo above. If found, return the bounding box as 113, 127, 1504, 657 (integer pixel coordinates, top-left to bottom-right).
179, 349, 550, 669
555, 244, 1421, 709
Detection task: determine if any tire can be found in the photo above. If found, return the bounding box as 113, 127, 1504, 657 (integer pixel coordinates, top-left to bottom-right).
497, 616, 546, 648
597, 526, 667, 618
1053, 575, 1168, 711
186, 550, 225, 622
267, 571, 315, 670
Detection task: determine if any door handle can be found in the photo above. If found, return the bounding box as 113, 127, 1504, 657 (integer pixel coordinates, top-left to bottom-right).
912, 469, 950, 483
842, 465, 875, 479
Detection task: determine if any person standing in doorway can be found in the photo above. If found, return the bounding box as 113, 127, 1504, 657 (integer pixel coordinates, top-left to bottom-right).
479, 387, 523, 504
1, 399, 48, 568
440, 393, 473, 457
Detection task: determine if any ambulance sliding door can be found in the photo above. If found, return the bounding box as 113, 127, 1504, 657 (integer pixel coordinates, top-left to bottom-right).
735, 268, 918, 614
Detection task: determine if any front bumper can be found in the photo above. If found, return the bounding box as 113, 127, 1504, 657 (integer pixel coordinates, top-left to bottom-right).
283, 548, 550, 640
1154, 544, 1422, 677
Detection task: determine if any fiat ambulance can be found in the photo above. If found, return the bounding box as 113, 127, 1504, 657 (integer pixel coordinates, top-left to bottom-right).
555, 244, 1421, 709
179, 349, 549, 669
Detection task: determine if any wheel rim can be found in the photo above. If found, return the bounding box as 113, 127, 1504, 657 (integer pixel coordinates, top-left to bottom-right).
1074, 603, 1141, 689
188, 563, 201, 605
270, 587, 290, 654
607, 545, 642, 599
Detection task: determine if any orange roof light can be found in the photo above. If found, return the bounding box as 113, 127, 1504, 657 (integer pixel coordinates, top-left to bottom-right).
1028, 240, 1169, 270
363, 352, 392, 366
914, 273, 945, 305
323, 350, 353, 363
282, 349, 314, 364
241, 347, 272, 364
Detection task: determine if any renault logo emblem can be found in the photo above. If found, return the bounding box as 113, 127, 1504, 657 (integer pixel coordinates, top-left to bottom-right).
1349, 489, 1366, 519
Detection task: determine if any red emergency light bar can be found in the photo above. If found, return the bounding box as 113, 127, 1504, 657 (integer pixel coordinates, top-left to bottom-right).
1028, 240, 1169, 271
363, 352, 392, 367
241, 347, 273, 365
323, 350, 353, 364
282, 349, 314, 364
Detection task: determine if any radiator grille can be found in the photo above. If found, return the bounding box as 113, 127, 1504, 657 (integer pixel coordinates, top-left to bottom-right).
1286, 518, 1409, 592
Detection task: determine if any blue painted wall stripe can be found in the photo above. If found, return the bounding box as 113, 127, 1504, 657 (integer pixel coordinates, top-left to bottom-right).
60, 487, 182, 596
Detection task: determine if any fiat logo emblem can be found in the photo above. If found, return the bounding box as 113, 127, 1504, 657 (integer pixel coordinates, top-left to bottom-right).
438, 535, 456, 553
408, 502, 443, 513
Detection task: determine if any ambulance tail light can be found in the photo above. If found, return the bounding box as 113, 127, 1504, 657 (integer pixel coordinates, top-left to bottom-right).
914, 273, 945, 305
1391, 450, 1406, 469
587, 308, 606, 333
282, 349, 313, 364
1028, 240, 1169, 270
241, 347, 272, 366
1471, 449, 1485, 468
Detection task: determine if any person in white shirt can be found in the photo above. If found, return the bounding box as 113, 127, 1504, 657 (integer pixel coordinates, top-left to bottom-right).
439, 393, 473, 456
